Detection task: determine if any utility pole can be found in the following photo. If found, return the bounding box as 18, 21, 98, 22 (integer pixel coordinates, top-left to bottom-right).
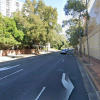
86, 0, 90, 64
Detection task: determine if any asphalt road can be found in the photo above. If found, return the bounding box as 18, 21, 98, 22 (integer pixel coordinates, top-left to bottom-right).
0, 51, 90, 100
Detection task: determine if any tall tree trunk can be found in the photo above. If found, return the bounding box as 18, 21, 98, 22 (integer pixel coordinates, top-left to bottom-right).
37, 41, 39, 53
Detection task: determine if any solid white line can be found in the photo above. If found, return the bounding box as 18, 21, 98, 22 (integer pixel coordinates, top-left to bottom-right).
0, 64, 20, 71
0, 69, 23, 80
35, 87, 46, 100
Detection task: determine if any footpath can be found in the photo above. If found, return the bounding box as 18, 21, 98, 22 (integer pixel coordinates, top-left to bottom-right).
79, 54, 100, 98
0, 51, 51, 63
0, 54, 36, 62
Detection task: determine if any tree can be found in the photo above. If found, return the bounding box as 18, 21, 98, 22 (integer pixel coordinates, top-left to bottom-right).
50, 34, 69, 50
0, 14, 21, 49
67, 25, 83, 47
64, 0, 86, 15
34, 0, 58, 42
22, 0, 61, 51
63, 17, 84, 47
0, 0, 63, 50
63, 0, 87, 50
21, 0, 47, 51
12, 0, 62, 51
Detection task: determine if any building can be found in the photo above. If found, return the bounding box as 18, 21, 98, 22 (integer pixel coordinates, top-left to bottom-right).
81, 0, 100, 60
0, 0, 24, 17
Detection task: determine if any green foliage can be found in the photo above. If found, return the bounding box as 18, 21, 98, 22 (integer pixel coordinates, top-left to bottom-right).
0, 0, 66, 50
51, 34, 69, 50
63, 0, 87, 47
21, 0, 61, 50
0, 14, 21, 49
65, 21, 84, 46
64, 0, 86, 15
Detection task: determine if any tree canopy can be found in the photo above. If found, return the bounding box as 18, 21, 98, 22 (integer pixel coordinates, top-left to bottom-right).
0, 14, 22, 49
63, 0, 87, 47
0, 0, 68, 50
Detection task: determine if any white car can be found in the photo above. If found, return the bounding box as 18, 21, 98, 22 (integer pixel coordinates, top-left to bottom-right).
61, 49, 67, 54
65, 49, 69, 52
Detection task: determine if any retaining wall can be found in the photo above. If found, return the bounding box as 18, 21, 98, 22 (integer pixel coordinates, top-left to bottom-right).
0, 49, 35, 56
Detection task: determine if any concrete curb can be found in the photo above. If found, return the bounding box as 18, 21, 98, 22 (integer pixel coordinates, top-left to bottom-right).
75, 54, 100, 100
8, 55, 24, 58
61, 73, 74, 100
0, 51, 54, 63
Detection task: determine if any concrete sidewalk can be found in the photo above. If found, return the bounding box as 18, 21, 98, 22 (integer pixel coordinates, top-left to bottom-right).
0, 54, 36, 63
0, 51, 52, 63
80, 54, 100, 96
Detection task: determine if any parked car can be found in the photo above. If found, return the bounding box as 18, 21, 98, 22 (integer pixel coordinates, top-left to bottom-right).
69, 48, 74, 51
65, 49, 69, 52
60, 49, 67, 54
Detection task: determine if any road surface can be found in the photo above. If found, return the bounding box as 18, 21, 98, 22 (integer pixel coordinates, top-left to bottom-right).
0, 51, 97, 100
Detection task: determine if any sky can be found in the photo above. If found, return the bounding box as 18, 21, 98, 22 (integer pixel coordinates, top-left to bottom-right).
18, 0, 68, 35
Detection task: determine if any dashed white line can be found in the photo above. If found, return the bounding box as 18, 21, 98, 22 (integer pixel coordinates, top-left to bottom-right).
62, 59, 64, 62
0, 64, 20, 71
35, 87, 46, 100
0, 69, 23, 80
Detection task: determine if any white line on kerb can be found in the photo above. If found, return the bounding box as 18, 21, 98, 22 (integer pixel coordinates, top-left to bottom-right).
0, 69, 23, 80
62, 59, 64, 62
35, 87, 46, 100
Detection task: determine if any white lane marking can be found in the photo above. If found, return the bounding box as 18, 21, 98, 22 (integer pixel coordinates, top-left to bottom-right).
35, 87, 46, 100
61, 73, 74, 100
0, 64, 20, 71
62, 59, 64, 62
0, 69, 23, 80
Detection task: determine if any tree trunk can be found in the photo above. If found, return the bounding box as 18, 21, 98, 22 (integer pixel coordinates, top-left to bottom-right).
37, 41, 39, 54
